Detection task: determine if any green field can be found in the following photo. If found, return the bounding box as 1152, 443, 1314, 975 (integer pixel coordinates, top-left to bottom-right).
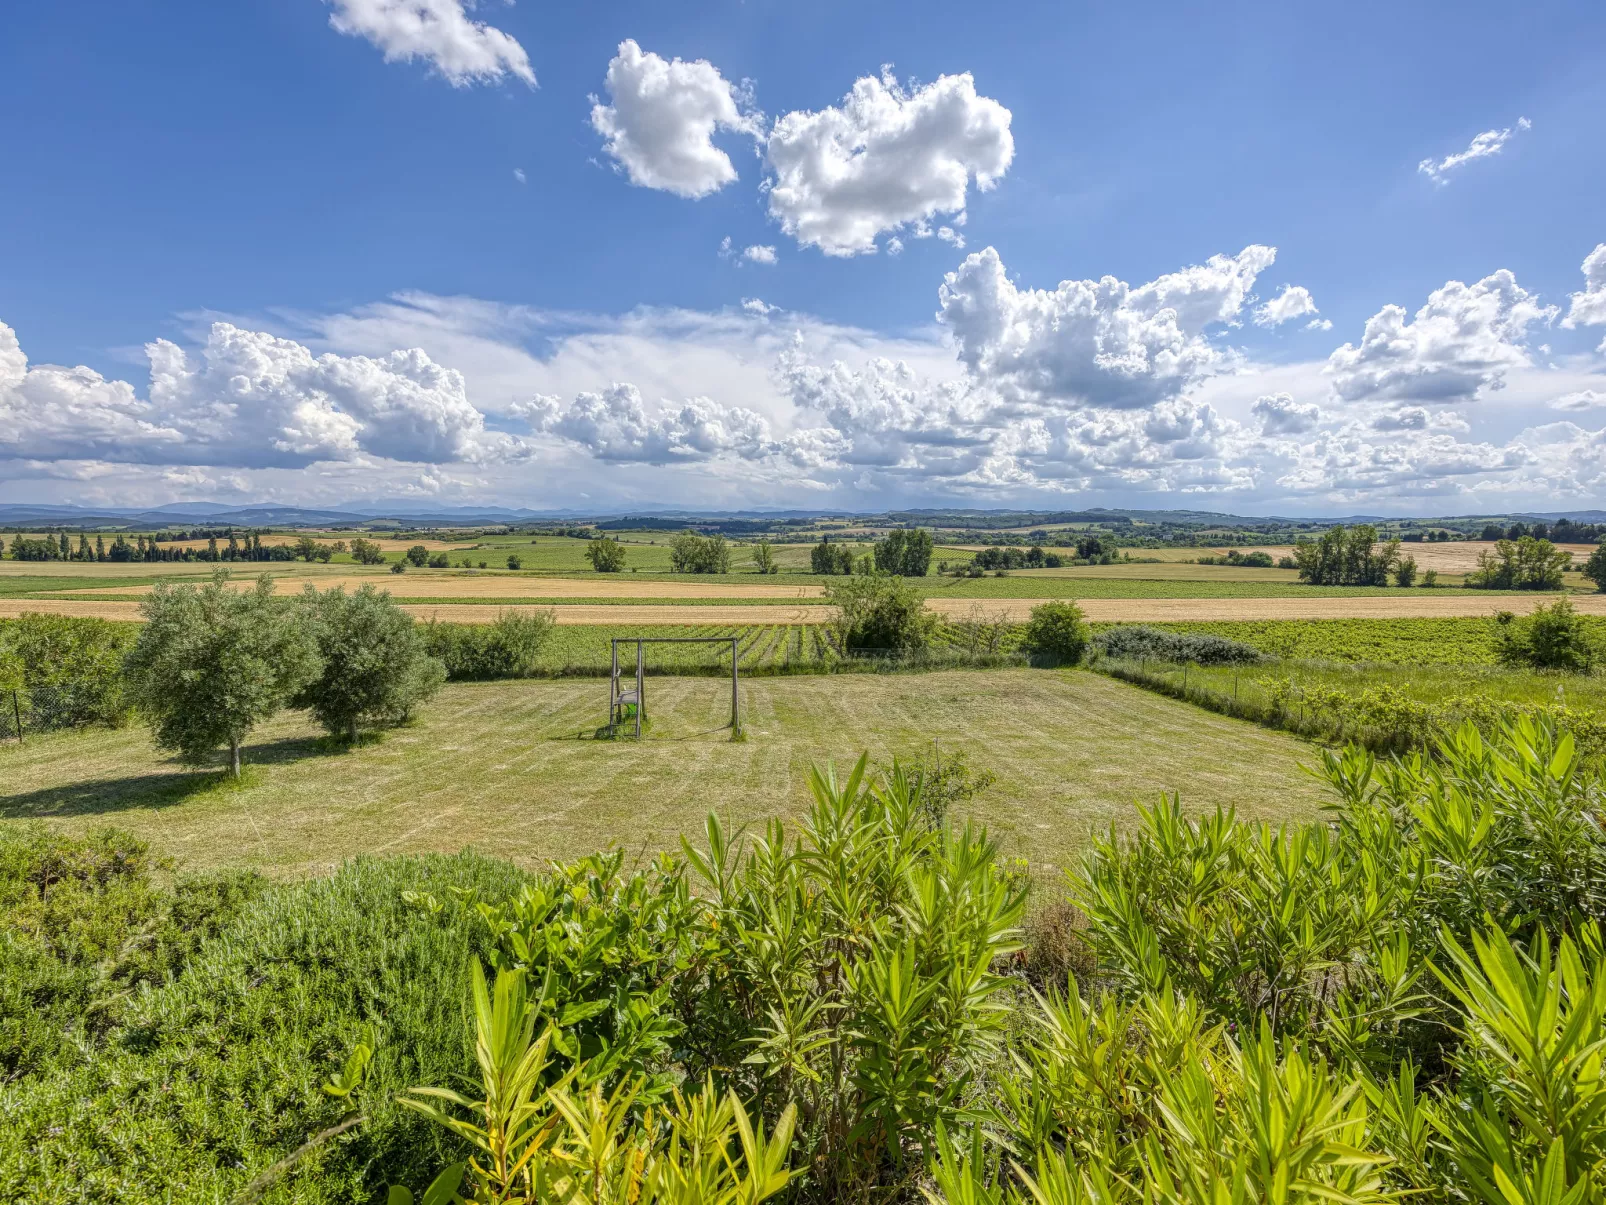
1135, 616, 1606, 665
0, 670, 1329, 877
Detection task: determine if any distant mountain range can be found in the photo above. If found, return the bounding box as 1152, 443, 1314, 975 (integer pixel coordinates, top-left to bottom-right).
0, 501, 1603, 531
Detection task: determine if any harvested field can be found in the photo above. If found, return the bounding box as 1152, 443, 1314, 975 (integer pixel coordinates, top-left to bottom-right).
63, 573, 828, 600
6, 593, 1603, 625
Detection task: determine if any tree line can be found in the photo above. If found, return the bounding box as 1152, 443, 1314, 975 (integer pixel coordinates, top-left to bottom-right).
811, 528, 934, 576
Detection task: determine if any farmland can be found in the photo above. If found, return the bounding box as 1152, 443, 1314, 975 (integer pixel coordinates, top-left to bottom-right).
0, 670, 1329, 877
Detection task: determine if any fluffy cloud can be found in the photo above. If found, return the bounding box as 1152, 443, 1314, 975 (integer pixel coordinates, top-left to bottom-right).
325, 0, 534, 86
1417, 117, 1530, 184
1251, 393, 1321, 434
1563, 244, 1606, 334
0, 319, 494, 469
590, 40, 760, 198
523, 383, 773, 464
1326, 270, 1556, 404
936, 244, 1276, 409
765, 70, 1013, 256
1556, 389, 1606, 412
742, 244, 777, 265
1253, 285, 1320, 328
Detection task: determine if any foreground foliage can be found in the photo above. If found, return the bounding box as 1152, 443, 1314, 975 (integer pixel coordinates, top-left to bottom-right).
10, 718, 1606, 1204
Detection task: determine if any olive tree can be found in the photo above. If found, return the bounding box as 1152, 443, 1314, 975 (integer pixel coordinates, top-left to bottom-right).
296, 584, 446, 740
124, 573, 320, 777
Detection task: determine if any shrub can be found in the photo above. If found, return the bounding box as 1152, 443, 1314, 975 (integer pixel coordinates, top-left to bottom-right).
1495, 597, 1597, 672
405, 545, 430, 568
1094, 624, 1266, 665
427, 552, 449, 568
1277, 555, 1297, 569
586, 537, 626, 572
505, 554, 521, 570
0, 852, 529, 1204
123, 573, 321, 777
390, 560, 406, 574
0, 612, 134, 728
1467, 536, 1571, 590
1021, 600, 1090, 665
295, 584, 446, 739
421, 610, 555, 680
0, 825, 261, 1082
1423, 568, 1440, 587
826, 573, 937, 653
669, 531, 730, 574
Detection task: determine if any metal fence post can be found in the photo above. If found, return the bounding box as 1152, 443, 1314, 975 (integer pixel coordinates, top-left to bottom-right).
12, 689, 21, 744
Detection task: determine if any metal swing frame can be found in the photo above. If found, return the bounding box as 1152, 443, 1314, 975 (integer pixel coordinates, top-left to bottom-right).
608, 636, 740, 739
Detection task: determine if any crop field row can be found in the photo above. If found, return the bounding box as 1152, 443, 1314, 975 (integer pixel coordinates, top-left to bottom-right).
532, 623, 844, 674
1132, 616, 1606, 666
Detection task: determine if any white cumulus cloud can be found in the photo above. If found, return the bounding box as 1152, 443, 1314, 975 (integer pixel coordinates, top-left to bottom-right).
0, 318, 497, 469
1252, 393, 1321, 435
590, 40, 761, 199
742, 244, 777, 265
1253, 285, 1320, 328
936, 244, 1276, 409
765, 69, 1013, 256
325, 0, 534, 87
1563, 244, 1606, 335
1417, 117, 1530, 184
524, 383, 773, 464
1326, 269, 1556, 404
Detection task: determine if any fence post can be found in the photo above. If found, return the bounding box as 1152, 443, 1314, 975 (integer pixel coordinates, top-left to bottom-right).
12, 689, 21, 744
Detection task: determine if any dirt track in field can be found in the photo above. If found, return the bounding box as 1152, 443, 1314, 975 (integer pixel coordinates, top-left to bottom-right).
7, 594, 1604, 626
60, 574, 828, 601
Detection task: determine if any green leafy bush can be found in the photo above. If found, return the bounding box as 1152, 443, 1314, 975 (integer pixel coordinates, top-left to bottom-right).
826, 573, 937, 653
0, 851, 529, 1204
422, 610, 555, 680
0, 825, 263, 1082
1495, 596, 1598, 672
1021, 600, 1090, 665
0, 612, 134, 728
1094, 623, 1265, 665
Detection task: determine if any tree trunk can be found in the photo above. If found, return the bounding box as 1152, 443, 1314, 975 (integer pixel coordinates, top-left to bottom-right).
230, 737, 241, 779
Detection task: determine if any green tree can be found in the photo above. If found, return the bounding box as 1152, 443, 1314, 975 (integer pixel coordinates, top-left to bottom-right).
586, 537, 627, 572
348, 538, 386, 565
1580, 542, 1606, 592
826, 573, 936, 653
505, 554, 522, 570
669, 531, 730, 573
1021, 600, 1090, 665
295, 584, 445, 741
752, 539, 779, 575
124, 573, 320, 777
1292, 524, 1400, 585
873, 528, 935, 576
405, 545, 431, 568
295, 535, 319, 562
1467, 536, 1571, 590
810, 538, 854, 575
1393, 555, 1418, 588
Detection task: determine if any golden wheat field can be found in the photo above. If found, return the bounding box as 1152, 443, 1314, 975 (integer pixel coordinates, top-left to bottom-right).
61, 574, 828, 600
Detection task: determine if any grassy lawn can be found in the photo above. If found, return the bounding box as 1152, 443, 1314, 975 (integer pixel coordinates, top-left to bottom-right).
0, 670, 1328, 878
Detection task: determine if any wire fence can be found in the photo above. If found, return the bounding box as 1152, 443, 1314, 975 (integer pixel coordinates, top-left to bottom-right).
0, 684, 99, 740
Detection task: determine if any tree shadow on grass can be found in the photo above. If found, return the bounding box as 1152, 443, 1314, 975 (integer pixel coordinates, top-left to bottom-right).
0, 734, 336, 819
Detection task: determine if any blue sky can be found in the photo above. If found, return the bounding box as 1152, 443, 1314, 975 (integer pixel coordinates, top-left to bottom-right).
2, 0, 1605, 513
